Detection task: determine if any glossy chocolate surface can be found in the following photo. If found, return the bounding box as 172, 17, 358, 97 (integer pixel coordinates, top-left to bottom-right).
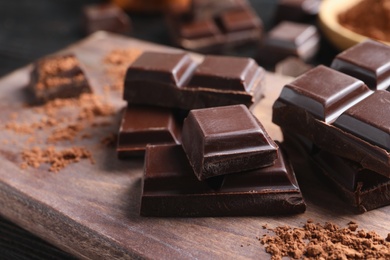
273, 65, 390, 177
182, 105, 278, 180
117, 106, 182, 158
166, 1, 262, 53
123, 51, 265, 109
257, 21, 319, 66
278, 65, 370, 122
29, 54, 91, 102
331, 39, 390, 90
140, 144, 305, 217
82, 3, 131, 35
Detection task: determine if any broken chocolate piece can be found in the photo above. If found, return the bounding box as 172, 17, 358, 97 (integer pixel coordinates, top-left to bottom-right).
181, 105, 278, 180
140, 144, 305, 217
29, 54, 92, 102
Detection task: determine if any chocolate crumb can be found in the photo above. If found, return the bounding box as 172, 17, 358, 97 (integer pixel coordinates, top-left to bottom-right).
260, 221, 390, 259
386, 234, 390, 242
100, 133, 117, 147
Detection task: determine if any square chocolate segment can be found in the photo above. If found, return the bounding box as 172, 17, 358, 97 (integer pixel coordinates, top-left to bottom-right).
29, 54, 92, 102
166, 0, 262, 53
277, 65, 371, 123
82, 3, 131, 35
123, 52, 265, 109
331, 39, 390, 90
334, 90, 390, 151
187, 55, 262, 92
117, 105, 182, 158
125, 52, 197, 88
140, 144, 305, 217
181, 105, 278, 180
257, 21, 319, 66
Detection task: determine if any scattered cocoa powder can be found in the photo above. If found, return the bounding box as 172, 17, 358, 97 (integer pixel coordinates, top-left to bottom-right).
47, 124, 84, 143
339, 0, 390, 42
100, 133, 117, 147
20, 146, 94, 173
260, 220, 390, 259
102, 48, 142, 91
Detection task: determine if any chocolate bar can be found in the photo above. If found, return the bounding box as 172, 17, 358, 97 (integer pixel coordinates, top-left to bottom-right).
82, 3, 131, 35
181, 105, 278, 180
140, 144, 306, 217
166, 0, 262, 53
272, 65, 390, 177
331, 39, 390, 90
123, 52, 265, 110
274, 0, 321, 23
257, 21, 320, 66
117, 105, 182, 158
283, 132, 390, 212
29, 54, 92, 102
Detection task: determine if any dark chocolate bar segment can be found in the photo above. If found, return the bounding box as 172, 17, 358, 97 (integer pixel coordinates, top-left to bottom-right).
123, 51, 265, 109
166, 0, 262, 53
29, 54, 92, 102
273, 65, 390, 177
187, 55, 262, 92
181, 105, 278, 180
274, 0, 321, 23
140, 144, 305, 217
276, 65, 370, 122
331, 39, 390, 90
333, 90, 390, 150
257, 21, 319, 66
117, 106, 182, 158
82, 3, 131, 35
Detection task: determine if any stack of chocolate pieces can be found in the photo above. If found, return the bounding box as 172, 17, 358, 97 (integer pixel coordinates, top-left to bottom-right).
166, 0, 263, 53
272, 39, 390, 212
118, 51, 306, 216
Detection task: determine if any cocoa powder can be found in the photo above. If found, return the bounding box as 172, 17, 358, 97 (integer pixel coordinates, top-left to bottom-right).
260, 220, 390, 259
103, 48, 142, 91
339, 0, 390, 42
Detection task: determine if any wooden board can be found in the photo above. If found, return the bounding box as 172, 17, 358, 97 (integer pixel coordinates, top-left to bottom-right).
0, 32, 389, 259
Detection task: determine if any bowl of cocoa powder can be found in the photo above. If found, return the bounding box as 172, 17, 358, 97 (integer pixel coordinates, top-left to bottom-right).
319, 0, 390, 50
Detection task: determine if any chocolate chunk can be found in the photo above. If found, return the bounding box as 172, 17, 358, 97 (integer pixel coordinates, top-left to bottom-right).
166, 0, 262, 53
29, 54, 92, 102
274, 0, 321, 23
273, 65, 390, 177
331, 39, 390, 90
283, 133, 390, 212
181, 105, 278, 180
82, 3, 131, 35
123, 51, 265, 109
117, 105, 182, 158
140, 144, 306, 217
257, 21, 320, 66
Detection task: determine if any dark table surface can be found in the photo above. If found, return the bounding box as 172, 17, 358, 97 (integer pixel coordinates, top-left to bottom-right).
0, 0, 339, 259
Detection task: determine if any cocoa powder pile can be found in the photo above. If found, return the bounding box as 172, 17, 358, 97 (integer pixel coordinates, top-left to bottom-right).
339, 0, 390, 42
3, 92, 116, 172
103, 48, 142, 91
260, 220, 390, 259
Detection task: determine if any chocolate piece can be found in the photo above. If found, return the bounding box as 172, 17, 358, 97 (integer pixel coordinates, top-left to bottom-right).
181, 105, 278, 180
274, 0, 321, 23
273, 65, 390, 177
257, 21, 320, 66
140, 144, 305, 217
166, 1, 262, 53
117, 105, 182, 158
331, 39, 390, 90
29, 54, 92, 102
82, 3, 131, 35
123, 52, 265, 110
283, 133, 390, 212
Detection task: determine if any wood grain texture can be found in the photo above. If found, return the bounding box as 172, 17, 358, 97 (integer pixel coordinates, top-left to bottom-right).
0, 32, 389, 259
